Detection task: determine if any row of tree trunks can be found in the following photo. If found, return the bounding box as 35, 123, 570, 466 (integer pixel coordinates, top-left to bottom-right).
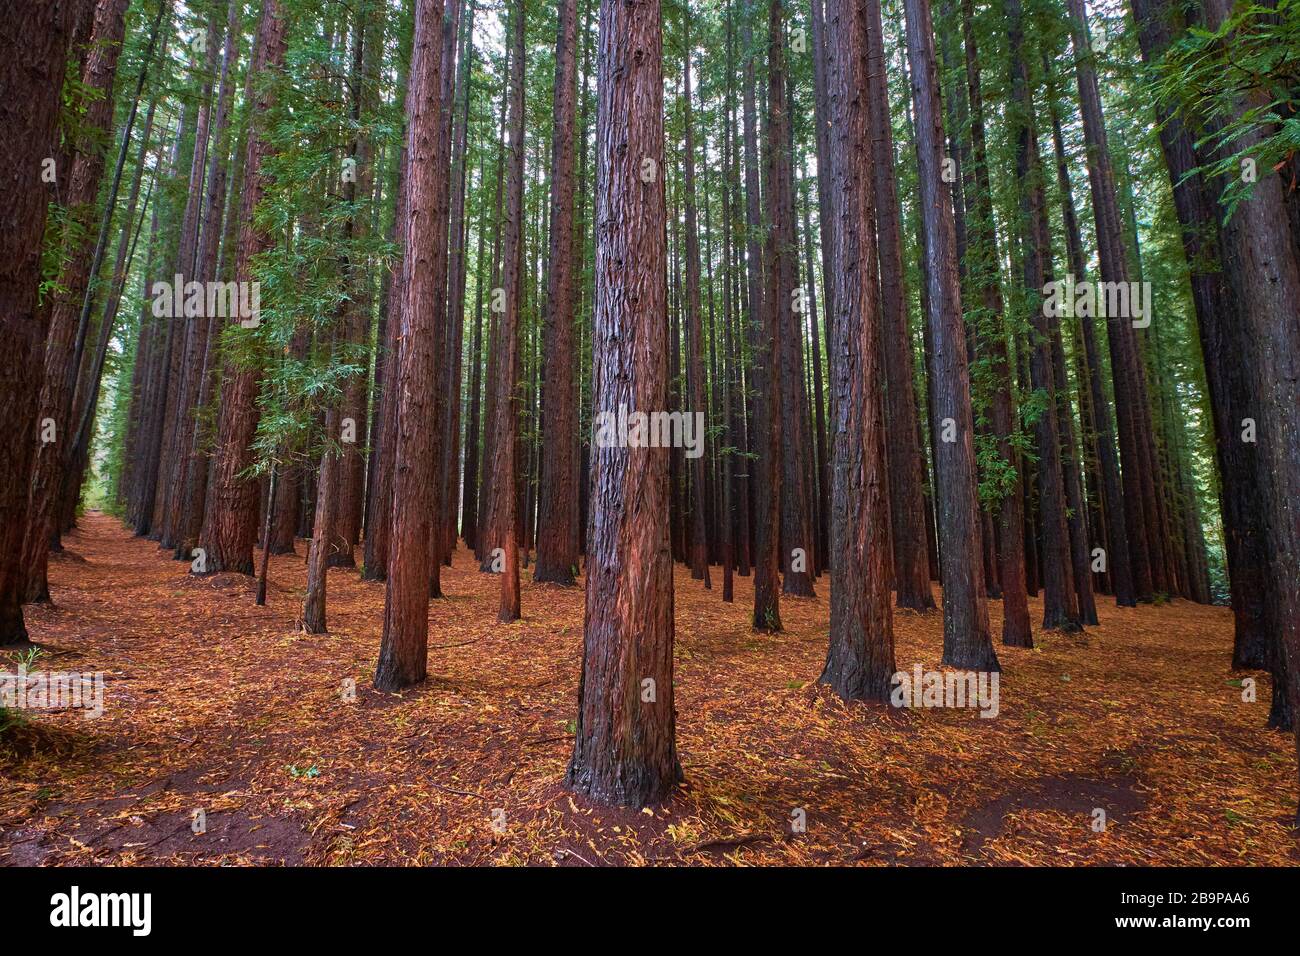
22, 0, 132, 604
1128, 0, 1270, 665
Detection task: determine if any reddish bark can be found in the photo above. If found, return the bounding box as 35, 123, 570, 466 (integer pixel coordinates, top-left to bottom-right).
566, 0, 680, 807
374, 0, 448, 691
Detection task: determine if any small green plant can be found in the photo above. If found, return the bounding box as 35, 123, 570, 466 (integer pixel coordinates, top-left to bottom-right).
13, 646, 45, 670
286, 764, 321, 779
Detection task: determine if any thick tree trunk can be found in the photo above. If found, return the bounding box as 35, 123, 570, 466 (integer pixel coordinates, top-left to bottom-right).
1200, 0, 1300, 802
902, 0, 998, 670
566, 0, 681, 808
818, 0, 897, 703
374, 0, 447, 691
0, 0, 91, 642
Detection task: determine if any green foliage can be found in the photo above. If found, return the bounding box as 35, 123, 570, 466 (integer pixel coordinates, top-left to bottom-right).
1150, 0, 1300, 221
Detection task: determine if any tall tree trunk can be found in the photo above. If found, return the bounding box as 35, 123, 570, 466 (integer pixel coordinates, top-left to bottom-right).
535, 0, 581, 585
1004, 0, 1080, 632
957, 0, 1031, 646
0, 0, 92, 642
818, 0, 897, 703
682, 16, 713, 590
374, 0, 447, 691
174, 0, 242, 563
1200, 0, 1300, 799
566, 0, 681, 808
1062, 0, 1156, 602
742, 0, 780, 630
902, 0, 998, 670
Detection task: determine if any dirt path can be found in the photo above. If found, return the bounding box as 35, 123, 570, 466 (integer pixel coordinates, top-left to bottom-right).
1, 511, 1295, 865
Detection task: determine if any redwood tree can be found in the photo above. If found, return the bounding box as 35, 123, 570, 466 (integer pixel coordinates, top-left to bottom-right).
566, 0, 681, 807
374, 0, 447, 691
818, 0, 897, 703
901, 0, 998, 671
0, 0, 92, 643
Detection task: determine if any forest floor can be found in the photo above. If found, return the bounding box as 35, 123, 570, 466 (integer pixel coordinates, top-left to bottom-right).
1, 511, 1296, 866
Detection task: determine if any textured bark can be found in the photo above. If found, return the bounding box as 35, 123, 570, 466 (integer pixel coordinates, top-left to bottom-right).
865, 0, 934, 612
818, 0, 897, 703
1201, 0, 1300, 798
566, 0, 681, 808
902, 0, 998, 670
196, 0, 288, 576
22, 0, 130, 604
374, 0, 447, 691
0, 0, 91, 641
535, 0, 581, 585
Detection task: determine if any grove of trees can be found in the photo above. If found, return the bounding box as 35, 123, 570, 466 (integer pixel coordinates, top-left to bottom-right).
2, 0, 1298, 818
